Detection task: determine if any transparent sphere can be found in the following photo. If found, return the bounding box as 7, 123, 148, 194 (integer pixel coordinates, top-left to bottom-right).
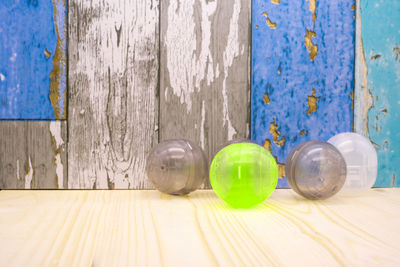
285, 141, 346, 200
210, 142, 278, 208
146, 139, 208, 195
328, 132, 378, 195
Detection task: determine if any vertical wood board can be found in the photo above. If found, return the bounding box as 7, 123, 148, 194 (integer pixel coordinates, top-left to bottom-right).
0, 121, 67, 189
355, 0, 400, 187
68, 0, 159, 189
251, 0, 355, 187
0, 0, 67, 119
160, 0, 251, 188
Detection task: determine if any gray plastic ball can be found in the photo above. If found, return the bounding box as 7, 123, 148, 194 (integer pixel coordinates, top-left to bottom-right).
146, 139, 208, 195
285, 141, 347, 200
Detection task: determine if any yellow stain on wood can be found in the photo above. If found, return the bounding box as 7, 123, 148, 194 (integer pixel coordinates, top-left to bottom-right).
382, 108, 388, 114
277, 163, 285, 179
263, 139, 285, 179
270, 118, 286, 147
394, 44, 400, 62
307, 88, 320, 116
359, 35, 374, 136
264, 139, 272, 151
370, 54, 381, 60
266, 18, 277, 29
307, 0, 317, 23
49, 0, 65, 120
300, 130, 307, 136
271, 0, 280, 4
263, 93, 271, 104
262, 11, 277, 29
44, 49, 51, 59
305, 30, 318, 61
352, 4, 355, 10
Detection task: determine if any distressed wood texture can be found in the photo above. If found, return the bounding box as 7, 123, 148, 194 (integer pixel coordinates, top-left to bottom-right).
1, 189, 400, 266
160, 0, 251, 188
355, 0, 400, 187
0, 0, 66, 120
251, 0, 355, 187
0, 121, 67, 189
68, 0, 159, 189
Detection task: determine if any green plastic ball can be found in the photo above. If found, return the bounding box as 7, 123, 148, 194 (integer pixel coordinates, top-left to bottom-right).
210, 142, 278, 208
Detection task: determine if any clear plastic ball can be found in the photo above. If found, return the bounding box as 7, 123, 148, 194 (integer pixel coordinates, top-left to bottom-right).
210, 142, 278, 208
328, 132, 378, 195
285, 141, 347, 200
146, 139, 208, 195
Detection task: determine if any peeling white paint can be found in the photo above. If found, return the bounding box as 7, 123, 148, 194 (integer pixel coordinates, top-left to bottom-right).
16, 159, 20, 180
50, 122, 65, 188
165, 0, 217, 111
49, 121, 64, 148
0, 73, 5, 81
9, 52, 17, 62
222, 0, 241, 140
54, 153, 64, 189
200, 100, 206, 149
25, 157, 33, 189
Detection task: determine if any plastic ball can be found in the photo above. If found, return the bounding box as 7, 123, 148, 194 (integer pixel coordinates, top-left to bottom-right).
328, 132, 378, 195
146, 139, 208, 195
285, 141, 346, 200
210, 141, 278, 208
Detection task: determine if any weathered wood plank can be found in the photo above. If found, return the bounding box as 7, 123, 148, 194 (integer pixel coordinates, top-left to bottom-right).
1, 189, 400, 266
251, 0, 355, 187
0, 121, 67, 189
68, 0, 159, 189
0, 0, 67, 119
160, 0, 251, 188
354, 0, 400, 187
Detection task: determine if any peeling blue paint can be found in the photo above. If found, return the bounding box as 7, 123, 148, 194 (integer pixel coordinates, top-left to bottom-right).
251, 0, 355, 188
361, 0, 400, 187
0, 0, 66, 119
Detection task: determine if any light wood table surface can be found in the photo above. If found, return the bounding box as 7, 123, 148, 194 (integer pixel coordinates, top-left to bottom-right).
0, 189, 399, 267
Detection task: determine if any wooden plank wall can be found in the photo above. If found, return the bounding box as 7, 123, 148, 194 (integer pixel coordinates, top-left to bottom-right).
68, 0, 160, 189
67, 0, 250, 189
160, 0, 251, 188
354, 0, 400, 187
251, 0, 355, 187
1, 0, 398, 189
0, 121, 67, 189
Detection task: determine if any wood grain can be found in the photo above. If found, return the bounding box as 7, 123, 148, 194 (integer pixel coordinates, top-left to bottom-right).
159, 0, 251, 188
68, 0, 159, 189
251, 0, 355, 188
0, 189, 399, 266
0, 121, 67, 189
0, 0, 67, 119
354, 0, 400, 187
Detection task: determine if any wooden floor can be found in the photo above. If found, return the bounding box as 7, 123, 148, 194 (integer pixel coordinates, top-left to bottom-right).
0, 189, 399, 267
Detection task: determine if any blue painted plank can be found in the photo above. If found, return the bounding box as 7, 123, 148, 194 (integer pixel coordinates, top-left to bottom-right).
251, 0, 355, 187
0, 0, 66, 120
356, 0, 400, 187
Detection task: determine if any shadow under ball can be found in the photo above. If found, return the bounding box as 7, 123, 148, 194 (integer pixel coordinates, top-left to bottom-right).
285, 141, 347, 200
146, 139, 208, 195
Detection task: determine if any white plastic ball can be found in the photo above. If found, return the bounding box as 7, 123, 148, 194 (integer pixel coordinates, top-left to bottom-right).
328, 132, 378, 195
